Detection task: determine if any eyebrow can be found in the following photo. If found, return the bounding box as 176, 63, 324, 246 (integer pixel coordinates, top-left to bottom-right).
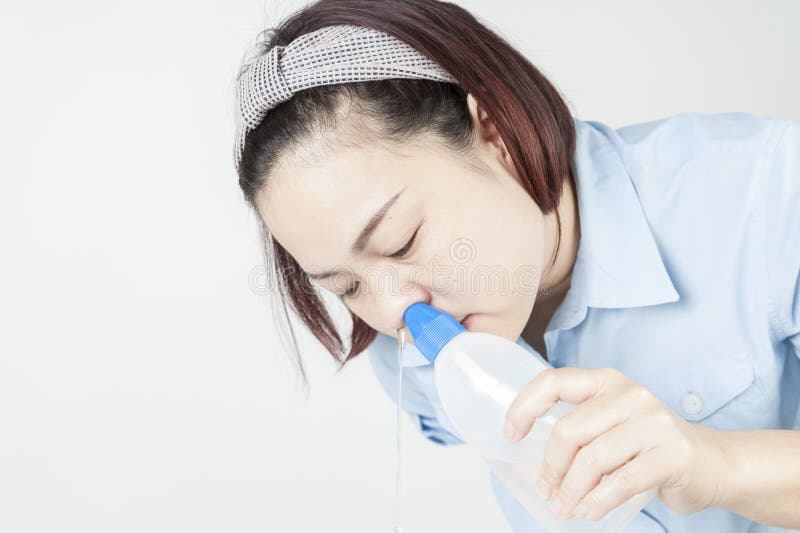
306, 186, 407, 282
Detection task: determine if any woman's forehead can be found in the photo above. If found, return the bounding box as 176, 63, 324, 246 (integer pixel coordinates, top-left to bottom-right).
260, 138, 460, 219
257, 137, 480, 268
257, 160, 413, 270
262, 148, 402, 225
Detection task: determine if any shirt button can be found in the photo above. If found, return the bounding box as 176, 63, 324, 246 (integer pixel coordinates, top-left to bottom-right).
681, 392, 703, 415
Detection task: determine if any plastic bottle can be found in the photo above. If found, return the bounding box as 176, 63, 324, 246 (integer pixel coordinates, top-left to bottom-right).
403, 302, 657, 533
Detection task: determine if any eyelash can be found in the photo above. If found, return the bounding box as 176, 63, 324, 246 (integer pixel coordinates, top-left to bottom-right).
342, 284, 360, 299
341, 222, 423, 299
387, 223, 421, 259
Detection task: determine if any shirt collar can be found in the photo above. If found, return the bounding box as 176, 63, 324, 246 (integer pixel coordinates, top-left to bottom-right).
545, 117, 680, 332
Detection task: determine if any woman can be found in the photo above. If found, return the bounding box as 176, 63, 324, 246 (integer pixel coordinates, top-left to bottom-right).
233, 1, 800, 531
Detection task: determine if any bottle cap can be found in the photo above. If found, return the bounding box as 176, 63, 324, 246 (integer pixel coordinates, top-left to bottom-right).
403, 302, 466, 364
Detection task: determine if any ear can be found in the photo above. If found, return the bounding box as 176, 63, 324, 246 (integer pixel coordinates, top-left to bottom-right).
466, 93, 516, 172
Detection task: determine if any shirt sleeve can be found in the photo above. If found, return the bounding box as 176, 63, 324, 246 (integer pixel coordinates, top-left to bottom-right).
764, 119, 800, 359
367, 335, 464, 446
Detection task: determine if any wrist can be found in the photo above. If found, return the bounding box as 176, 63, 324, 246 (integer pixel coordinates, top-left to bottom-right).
704, 427, 742, 510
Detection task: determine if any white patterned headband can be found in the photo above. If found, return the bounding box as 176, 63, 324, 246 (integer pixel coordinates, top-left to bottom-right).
233, 24, 459, 174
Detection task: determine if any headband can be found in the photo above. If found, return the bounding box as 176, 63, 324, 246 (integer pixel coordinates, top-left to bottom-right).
233, 24, 458, 174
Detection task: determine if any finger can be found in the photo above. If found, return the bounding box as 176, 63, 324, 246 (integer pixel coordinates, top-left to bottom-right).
536, 387, 639, 497
505, 367, 624, 442
550, 416, 656, 520
571, 447, 669, 522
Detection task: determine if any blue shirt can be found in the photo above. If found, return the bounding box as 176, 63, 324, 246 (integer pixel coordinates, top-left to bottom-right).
367, 112, 800, 533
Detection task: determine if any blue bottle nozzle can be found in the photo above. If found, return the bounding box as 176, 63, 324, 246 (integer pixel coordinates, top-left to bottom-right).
402, 302, 466, 364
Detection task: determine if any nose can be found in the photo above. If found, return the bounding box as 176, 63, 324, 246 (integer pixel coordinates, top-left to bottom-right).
391, 288, 433, 336
358, 271, 433, 339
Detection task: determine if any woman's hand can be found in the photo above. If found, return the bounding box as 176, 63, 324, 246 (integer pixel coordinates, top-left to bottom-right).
503, 366, 729, 521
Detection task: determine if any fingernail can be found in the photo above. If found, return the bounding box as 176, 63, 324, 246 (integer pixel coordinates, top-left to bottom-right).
503, 420, 518, 442
535, 477, 552, 500
574, 502, 588, 518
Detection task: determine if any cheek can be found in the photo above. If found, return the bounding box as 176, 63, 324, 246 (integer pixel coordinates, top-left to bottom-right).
461, 234, 541, 296
457, 216, 546, 310
340, 295, 385, 331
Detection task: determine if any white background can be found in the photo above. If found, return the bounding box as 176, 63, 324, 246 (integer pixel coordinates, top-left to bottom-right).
1, 1, 798, 532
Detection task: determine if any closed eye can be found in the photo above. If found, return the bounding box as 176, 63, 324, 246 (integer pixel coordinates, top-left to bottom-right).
387, 220, 423, 259
341, 220, 424, 301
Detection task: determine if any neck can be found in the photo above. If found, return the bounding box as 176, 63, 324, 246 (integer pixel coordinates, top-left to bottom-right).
526, 169, 581, 332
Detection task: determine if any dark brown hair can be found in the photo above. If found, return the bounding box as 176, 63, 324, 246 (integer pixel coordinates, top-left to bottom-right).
236, 0, 576, 388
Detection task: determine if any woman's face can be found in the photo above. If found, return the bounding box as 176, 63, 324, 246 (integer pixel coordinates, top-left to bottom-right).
257, 94, 565, 344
